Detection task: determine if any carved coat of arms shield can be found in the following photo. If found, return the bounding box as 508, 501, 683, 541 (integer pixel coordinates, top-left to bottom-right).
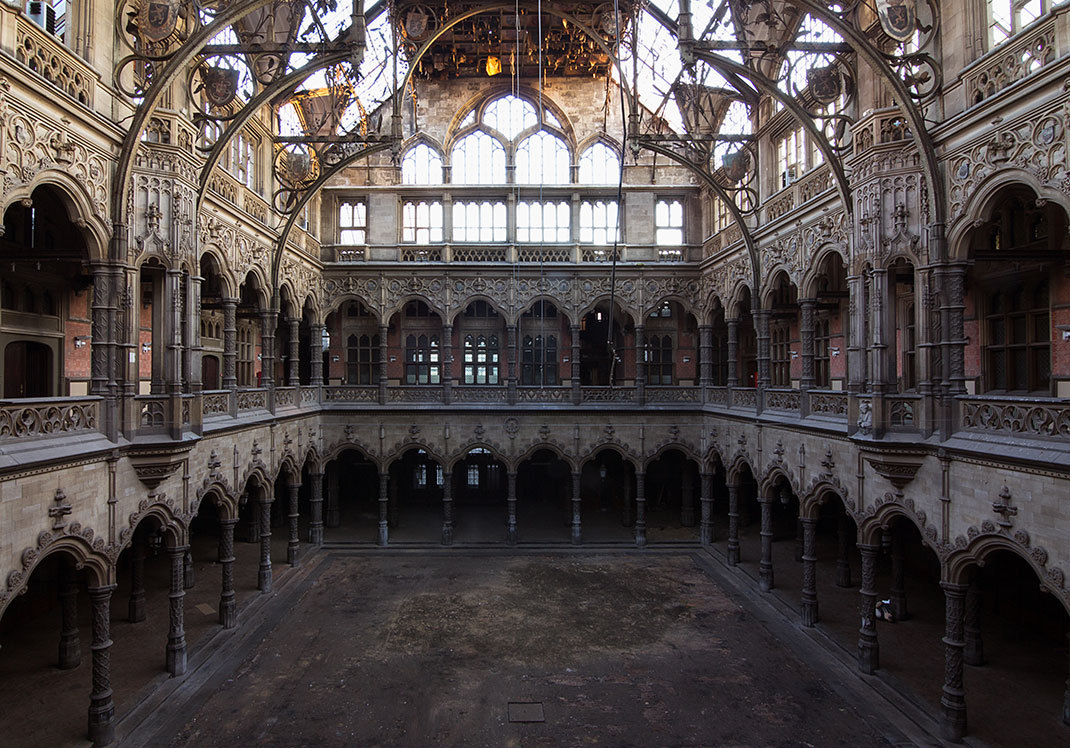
807, 66, 842, 105
201, 66, 240, 108
138, 0, 180, 43
875, 0, 917, 44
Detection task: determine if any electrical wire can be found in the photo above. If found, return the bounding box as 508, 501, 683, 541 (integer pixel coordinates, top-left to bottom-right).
605, 0, 627, 386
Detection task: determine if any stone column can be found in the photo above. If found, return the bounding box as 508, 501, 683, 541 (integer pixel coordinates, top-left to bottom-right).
166, 545, 188, 676
287, 482, 301, 565
699, 471, 713, 545
441, 471, 453, 545
858, 543, 880, 674
258, 494, 272, 593
681, 470, 696, 527
164, 268, 183, 394
58, 562, 81, 669
87, 585, 116, 747
794, 517, 804, 562
726, 317, 740, 387
889, 527, 909, 620
89, 264, 113, 396
698, 324, 713, 390
836, 513, 853, 588
310, 323, 324, 386
727, 481, 740, 565
378, 323, 389, 403
183, 548, 194, 590
127, 534, 146, 623
758, 495, 774, 591
507, 471, 518, 545
799, 298, 816, 390
259, 310, 276, 389
222, 298, 238, 389
964, 582, 984, 666
377, 472, 389, 546
506, 323, 518, 404
308, 471, 324, 545
634, 471, 647, 547
287, 317, 300, 386
869, 267, 890, 393
634, 324, 646, 404
801, 517, 819, 627
945, 262, 967, 396
218, 517, 237, 628
570, 323, 581, 404
441, 323, 453, 404
571, 471, 582, 545
756, 309, 771, 390
940, 582, 969, 741
846, 273, 866, 392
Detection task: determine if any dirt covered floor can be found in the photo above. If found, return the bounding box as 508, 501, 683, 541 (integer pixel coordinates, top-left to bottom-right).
159, 552, 899, 747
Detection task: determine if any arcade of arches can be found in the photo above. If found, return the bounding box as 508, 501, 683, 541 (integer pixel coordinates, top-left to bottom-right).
0, 0, 1069, 746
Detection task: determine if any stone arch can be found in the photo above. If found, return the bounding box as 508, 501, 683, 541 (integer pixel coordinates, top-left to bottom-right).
384, 293, 447, 324
757, 461, 800, 499
576, 294, 638, 327
323, 292, 383, 323
514, 441, 577, 472
760, 267, 796, 309
447, 442, 510, 472
276, 278, 302, 319
575, 133, 622, 159
0, 169, 109, 263
450, 294, 510, 325
725, 452, 754, 484
238, 463, 273, 500
446, 83, 575, 148
515, 295, 575, 326
948, 168, 1070, 259
800, 243, 849, 298
237, 267, 271, 312
857, 496, 941, 554
118, 497, 188, 552
641, 293, 700, 322
703, 443, 726, 473
799, 477, 852, 521
945, 532, 1069, 614
275, 453, 303, 485
0, 532, 112, 619
726, 279, 753, 319
194, 481, 238, 521
644, 442, 702, 471
400, 132, 446, 162
301, 445, 323, 474
199, 245, 237, 298
579, 442, 640, 470
383, 441, 446, 468
321, 440, 380, 470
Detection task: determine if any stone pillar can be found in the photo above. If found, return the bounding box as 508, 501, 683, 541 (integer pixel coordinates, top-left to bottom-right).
287, 317, 300, 386
726, 481, 740, 565
310, 323, 324, 386
378, 323, 389, 403
698, 324, 713, 389
222, 298, 238, 389
858, 543, 880, 674
794, 517, 804, 562
869, 267, 891, 393
945, 262, 967, 396
681, 470, 696, 527
127, 534, 146, 623
259, 310, 276, 389
570, 324, 581, 404
218, 517, 237, 628
441, 323, 453, 404
87, 585, 116, 747
756, 309, 771, 389
571, 471, 582, 545
635, 324, 646, 404
836, 513, 853, 588
634, 471, 647, 547
940, 582, 969, 741
964, 582, 984, 666
164, 268, 183, 394
758, 495, 774, 591
183, 548, 194, 590
506, 471, 518, 544
58, 562, 81, 669
377, 472, 389, 546
890, 527, 909, 620
308, 471, 324, 545
846, 274, 866, 392
726, 317, 740, 387
257, 494, 272, 593
621, 475, 632, 526
287, 482, 301, 565
799, 299, 816, 390
801, 517, 819, 627
698, 471, 713, 545
506, 323, 518, 404
166, 545, 188, 676
441, 471, 453, 545
89, 264, 113, 397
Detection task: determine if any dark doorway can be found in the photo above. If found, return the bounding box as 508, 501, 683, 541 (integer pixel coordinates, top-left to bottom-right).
4, 340, 52, 397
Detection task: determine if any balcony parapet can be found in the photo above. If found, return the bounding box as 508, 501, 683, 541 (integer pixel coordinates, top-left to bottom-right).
959, 394, 1070, 439
581, 386, 636, 404
0, 396, 100, 442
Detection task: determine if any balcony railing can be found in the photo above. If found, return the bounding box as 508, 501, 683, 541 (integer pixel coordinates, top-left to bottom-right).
959, 395, 1070, 439
581, 386, 636, 403
808, 390, 848, 419
646, 386, 701, 404
236, 388, 268, 413
0, 396, 100, 441
961, 13, 1060, 107
516, 386, 571, 403
764, 388, 801, 413
324, 386, 378, 403
453, 386, 508, 402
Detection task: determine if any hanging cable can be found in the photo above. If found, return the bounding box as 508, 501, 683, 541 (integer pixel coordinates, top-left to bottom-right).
605, 0, 628, 386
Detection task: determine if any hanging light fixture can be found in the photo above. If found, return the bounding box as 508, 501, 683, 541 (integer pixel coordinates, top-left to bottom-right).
486, 55, 502, 76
